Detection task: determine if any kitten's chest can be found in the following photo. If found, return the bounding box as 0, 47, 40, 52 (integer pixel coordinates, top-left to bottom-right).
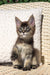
16, 43, 33, 53
16, 43, 33, 60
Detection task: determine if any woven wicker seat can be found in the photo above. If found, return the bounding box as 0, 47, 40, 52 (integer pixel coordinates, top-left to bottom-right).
0, 2, 50, 75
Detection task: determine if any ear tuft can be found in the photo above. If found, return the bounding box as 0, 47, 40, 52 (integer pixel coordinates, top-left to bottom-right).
28, 15, 35, 27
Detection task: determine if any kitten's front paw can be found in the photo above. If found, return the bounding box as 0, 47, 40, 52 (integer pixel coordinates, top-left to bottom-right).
23, 66, 31, 71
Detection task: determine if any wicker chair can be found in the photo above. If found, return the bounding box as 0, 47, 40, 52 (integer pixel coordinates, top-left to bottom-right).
0, 2, 50, 75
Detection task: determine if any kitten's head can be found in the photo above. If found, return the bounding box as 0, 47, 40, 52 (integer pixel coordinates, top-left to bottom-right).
15, 15, 35, 39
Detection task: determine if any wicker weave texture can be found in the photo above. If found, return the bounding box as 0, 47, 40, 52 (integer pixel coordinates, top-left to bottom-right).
0, 2, 50, 64
0, 64, 50, 75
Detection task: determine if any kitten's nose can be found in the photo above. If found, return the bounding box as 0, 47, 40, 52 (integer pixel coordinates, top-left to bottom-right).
23, 31, 25, 33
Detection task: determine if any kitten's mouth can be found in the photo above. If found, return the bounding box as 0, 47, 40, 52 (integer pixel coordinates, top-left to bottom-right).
20, 33, 26, 35
22, 34, 26, 37
23, 35, 26, 37
20, 33, 26, 38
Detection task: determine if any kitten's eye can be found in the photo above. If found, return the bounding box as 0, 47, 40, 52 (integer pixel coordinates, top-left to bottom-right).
19, 27, 22, 32
26, 26, 31, 32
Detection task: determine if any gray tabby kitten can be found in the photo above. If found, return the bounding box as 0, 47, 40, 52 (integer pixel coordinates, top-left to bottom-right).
11, 15, 41, 70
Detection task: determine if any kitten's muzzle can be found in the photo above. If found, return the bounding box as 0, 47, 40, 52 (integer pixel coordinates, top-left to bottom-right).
23, 30, 25, 34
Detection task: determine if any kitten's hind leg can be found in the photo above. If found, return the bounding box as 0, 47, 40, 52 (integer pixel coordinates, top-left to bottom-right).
35, 49, 42, 66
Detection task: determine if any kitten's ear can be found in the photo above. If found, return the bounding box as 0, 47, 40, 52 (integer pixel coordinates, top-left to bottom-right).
28, 15, 35, 27
15, 17, 21, 28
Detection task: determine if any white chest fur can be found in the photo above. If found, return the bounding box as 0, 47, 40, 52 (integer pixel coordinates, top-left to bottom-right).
17, 43, 33, 60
